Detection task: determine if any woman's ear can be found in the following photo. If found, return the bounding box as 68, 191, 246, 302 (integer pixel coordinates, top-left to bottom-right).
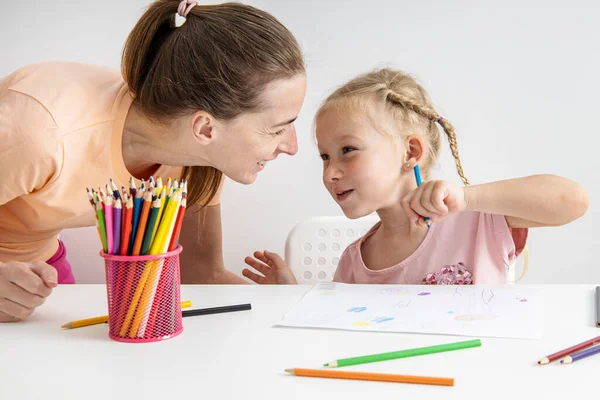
403, 136, 426, 168
191, 111, 216, 146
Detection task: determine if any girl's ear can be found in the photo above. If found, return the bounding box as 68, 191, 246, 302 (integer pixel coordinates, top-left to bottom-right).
404, 136, 426, 167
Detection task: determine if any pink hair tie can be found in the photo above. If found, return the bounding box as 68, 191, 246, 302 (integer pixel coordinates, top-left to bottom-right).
177, 0, 197, 18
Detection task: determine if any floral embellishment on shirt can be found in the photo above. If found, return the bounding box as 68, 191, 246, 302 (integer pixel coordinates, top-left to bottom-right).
422, 262, 473, 285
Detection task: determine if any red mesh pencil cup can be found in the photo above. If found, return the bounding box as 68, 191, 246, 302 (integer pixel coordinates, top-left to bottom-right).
100, 246, 183, 343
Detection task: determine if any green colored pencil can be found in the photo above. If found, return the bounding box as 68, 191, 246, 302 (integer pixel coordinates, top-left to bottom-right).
140, 198, 162, 255
324, 339, 482, 368
95, 201, 108, 253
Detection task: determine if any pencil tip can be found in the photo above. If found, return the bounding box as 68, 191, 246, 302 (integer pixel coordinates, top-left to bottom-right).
61, 323, 71, 329
284, 368, 294, 374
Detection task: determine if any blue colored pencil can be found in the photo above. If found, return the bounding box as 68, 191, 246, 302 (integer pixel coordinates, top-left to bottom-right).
129, 190, 144, 254
561, 344, 600, 364
413, 164, 431, 229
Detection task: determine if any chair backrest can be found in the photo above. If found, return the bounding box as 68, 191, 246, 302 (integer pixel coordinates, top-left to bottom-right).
284, 215, 380, 285
285, 215, 521, 285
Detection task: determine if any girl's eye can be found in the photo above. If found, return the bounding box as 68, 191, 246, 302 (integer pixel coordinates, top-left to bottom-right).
342, 146, 355, 154
320, 154, 329, 161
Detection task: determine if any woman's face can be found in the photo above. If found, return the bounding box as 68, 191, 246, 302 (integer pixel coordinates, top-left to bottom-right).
212, 74, 307, 184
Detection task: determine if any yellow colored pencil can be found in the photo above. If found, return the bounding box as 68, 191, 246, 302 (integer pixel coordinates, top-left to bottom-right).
129, 192, 181, 338
61, 300, 192, 329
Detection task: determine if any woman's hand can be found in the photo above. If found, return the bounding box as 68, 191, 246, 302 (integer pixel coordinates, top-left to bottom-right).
401, 180, 467, 226
0, 261, 57, 322
242, 251, 297, 284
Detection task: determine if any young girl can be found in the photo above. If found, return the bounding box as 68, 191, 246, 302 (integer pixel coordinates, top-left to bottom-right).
242, 68, 588, 285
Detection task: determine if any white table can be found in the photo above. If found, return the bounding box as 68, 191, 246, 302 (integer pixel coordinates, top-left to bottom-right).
1, 284, 598, 399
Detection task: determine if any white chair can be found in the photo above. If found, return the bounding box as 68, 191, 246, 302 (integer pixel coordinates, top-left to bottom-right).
284, 215, 523, 285
284, 215, 380, 285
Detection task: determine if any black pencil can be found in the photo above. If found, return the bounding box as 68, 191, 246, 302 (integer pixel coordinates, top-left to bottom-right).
182, 303, 251, 317
596, 286, 599, 328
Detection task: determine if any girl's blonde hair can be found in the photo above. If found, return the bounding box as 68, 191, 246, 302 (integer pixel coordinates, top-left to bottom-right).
315, 68, 468, 186
315, 68, 529, 281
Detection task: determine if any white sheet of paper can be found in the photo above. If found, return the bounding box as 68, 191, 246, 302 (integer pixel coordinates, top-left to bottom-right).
278, 282, 544, 339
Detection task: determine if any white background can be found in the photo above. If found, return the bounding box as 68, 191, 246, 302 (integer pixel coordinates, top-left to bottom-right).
1, 0, 598, 283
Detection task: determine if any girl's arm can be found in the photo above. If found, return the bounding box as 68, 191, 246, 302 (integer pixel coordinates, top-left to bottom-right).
464, 174, 589, 228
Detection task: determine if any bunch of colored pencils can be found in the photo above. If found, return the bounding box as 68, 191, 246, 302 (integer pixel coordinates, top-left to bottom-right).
87, 177, 188, 339
86, 176, 188, 256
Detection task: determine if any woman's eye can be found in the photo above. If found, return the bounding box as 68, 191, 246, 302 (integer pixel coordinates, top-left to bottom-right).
272, 129, 285, 136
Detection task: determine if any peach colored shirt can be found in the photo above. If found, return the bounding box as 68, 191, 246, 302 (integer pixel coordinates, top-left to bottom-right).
334, 211, 528, 285
0, 62, 222, 263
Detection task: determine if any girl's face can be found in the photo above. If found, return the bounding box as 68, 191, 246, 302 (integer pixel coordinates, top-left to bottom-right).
209, 74, 307, 185
316, 106, 413, 219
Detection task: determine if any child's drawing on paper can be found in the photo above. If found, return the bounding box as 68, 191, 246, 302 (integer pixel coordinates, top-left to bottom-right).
279, 282, 543, 339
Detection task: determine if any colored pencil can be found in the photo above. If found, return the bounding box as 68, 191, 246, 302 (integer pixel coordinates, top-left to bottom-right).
109, 178, 120, 200
150, 189, 167, 246
134, 192, 181, 337
181, 303, 252, 317
113, 198, 122, 255
150, 191, 179, 255
137, 197, 169, 336
156, 177, 163, 196
596, 286, 600, 328
131, 191, 152, 256
538, 336, 600, 365
561, 344, 600, 364
413, 164, 431, 228
95, 200, 108, 253
141, 197, 162, 256
162, 192, 182, 253
129, 189, 144, 254
103, 195, 114, 254
60, 300, 192, 329
168, 196, 187, 251
324, 339, 481, 368
85, 188, 95, 208
284, 368, 454, 387
129, 177, 136, 197
120, 196, 134, 256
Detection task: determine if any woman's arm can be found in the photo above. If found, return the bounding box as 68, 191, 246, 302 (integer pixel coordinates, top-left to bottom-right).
178, 204, 247, 284
464, 174, 589, 228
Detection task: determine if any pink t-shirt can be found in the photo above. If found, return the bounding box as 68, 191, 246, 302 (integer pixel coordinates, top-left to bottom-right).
333, 211, 528, 285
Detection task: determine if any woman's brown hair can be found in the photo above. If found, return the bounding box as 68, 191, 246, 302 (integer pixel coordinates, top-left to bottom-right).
122, 0, 305, 207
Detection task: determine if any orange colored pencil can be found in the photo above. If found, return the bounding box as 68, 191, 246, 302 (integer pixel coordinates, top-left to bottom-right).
168, 196, 187, 251
120, 196, 134, 256
131, 191, 152, 256
284, 368, 454, 387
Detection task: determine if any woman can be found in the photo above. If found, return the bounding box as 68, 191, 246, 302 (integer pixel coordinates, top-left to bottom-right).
0, 0, 306, 322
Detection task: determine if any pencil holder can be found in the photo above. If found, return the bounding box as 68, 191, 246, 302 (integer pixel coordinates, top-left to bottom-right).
100, 246, 183, 343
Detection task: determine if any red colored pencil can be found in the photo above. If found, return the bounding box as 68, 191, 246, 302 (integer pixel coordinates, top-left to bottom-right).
538, 336, 600, 365
120, 196, 134, 256
168, 196, 187, 251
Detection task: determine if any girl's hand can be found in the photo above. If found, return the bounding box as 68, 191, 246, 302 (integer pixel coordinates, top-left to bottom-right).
401, 180, 468, 226
242, 250, 298, 284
